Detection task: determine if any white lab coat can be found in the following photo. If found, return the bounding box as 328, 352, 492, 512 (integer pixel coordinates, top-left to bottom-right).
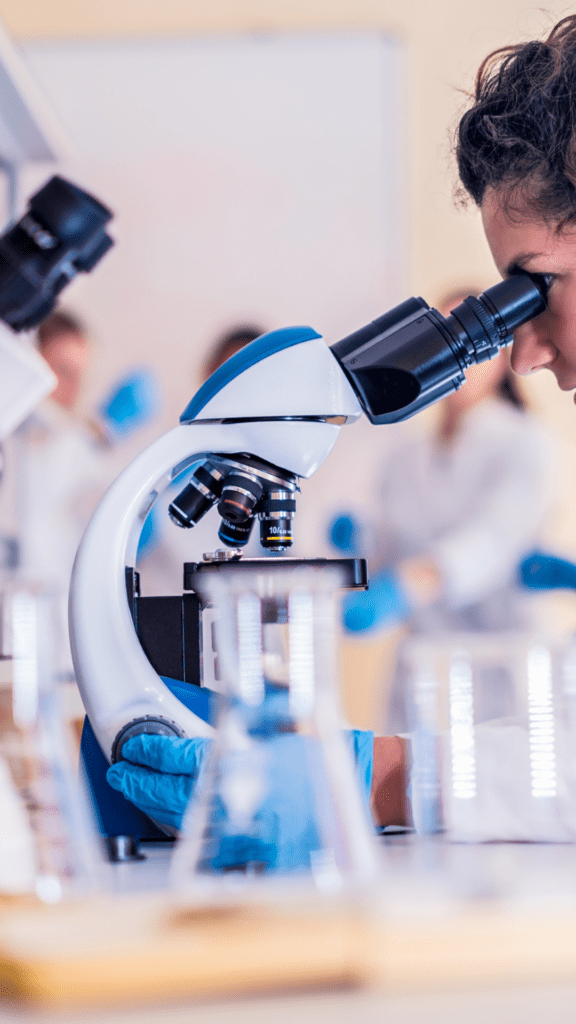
373, 398, 553, 632
375, 399, 555, 739
0, 400, 118, 675
377, 401, 570, 843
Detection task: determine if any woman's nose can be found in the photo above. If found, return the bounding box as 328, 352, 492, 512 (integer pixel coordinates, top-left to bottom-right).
510, 318, 557, 375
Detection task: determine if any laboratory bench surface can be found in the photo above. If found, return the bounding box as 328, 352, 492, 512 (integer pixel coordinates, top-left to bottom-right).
2, 834, 576, 1024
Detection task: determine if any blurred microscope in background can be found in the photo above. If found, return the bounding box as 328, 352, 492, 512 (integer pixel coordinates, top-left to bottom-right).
0, 174, 115, 900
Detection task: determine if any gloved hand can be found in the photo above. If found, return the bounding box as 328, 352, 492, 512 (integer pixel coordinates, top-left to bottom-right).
329, 513, 362, 554
106, 729, 374, 871
107, 734, 212, 832
98, 366, 160, 440
107, 732, 320, 870
342, 568, 410, 633
518, 551, 576, 590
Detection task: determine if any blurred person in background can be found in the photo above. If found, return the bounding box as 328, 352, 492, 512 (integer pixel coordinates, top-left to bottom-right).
0, 308, 159, 677
201, 324, 265, 381
331, 288, 554, 725
14, 310, 111, 588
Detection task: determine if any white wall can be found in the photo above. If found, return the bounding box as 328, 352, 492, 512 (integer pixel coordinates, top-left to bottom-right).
18, 35, 406, 452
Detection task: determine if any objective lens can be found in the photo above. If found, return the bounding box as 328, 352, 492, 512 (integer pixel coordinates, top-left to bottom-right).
168, 462, 224, 528
259, 490, 296, 551
218, 516, 255, 547
217, 473, 263, 524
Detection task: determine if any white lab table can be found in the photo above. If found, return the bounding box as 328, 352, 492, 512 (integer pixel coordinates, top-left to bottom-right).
1, 833, 575, 1024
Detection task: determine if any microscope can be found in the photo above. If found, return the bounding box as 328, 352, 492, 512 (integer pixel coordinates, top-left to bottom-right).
0, 175, 113, 442
0, 176, 549, 848
68, 270, 549, 841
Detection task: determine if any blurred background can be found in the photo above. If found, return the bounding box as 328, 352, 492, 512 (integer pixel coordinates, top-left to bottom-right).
1, 0, 575, 730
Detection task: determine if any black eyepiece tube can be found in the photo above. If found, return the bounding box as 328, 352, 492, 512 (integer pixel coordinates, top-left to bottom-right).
0, 176, 114, 332
477, 272, 549, 338
330, 271, 548, 425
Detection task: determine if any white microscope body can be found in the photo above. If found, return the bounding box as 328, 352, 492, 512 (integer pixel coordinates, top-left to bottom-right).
69, 270, 549, 767
69, 327, 362, 764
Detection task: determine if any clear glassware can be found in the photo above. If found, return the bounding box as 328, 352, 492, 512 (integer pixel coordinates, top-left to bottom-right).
172, 565, 379, 898
396, 631, 576, 844
0, 583, 105, 902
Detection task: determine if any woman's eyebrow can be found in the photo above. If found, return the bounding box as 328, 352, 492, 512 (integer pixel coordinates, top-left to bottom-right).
504, 252, 545, 276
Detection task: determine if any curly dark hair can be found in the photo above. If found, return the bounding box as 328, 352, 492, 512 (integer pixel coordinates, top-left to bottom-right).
456, 15, 576, 227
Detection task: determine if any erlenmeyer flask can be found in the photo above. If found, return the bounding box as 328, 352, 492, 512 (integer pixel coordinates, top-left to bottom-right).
0, 584, 105, 902
172, 565, 378, 895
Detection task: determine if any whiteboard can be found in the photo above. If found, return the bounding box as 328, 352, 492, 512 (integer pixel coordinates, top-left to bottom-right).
19, 35, 406, 441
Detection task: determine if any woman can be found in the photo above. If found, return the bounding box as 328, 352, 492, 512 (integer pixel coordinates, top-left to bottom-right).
387, 14, 576, 827
456, 16, 576, 392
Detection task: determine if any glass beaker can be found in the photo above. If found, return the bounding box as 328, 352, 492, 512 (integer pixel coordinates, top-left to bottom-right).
0, 583, 105, 902
172, 565, 379, 896
397, 631, 576, 843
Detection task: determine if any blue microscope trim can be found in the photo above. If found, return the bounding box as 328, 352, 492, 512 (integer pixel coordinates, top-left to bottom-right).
80, 678, 219, 841
180, 326, 321, 422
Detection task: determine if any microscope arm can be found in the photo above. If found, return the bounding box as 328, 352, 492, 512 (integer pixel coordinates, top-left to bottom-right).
70, 329, 362, 764
69, 418, 345, 761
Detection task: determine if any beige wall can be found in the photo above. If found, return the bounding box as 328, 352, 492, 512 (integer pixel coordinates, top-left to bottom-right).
0, 1, 572, 292
2, 0, 576, 646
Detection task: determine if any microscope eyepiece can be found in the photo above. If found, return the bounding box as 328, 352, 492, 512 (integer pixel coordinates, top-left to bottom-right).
476, 272, 550, 339
0, 176, 114, 332
330, 271, 548, 424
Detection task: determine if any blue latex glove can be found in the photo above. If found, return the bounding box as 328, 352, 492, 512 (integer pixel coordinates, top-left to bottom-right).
342, 568, 410, 633
107, 728, 374, 871
107, 734, 212, 832
98, 366, 160, 440
519, 551, 576, 591
329, 513, 361, 554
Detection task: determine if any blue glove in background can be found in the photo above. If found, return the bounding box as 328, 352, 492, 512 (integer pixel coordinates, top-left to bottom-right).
106, 727, 374, 871
99, 366, 160, 440
518, 551, 576, 591
329, 513, 361, 554
342, 568, 410, 633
